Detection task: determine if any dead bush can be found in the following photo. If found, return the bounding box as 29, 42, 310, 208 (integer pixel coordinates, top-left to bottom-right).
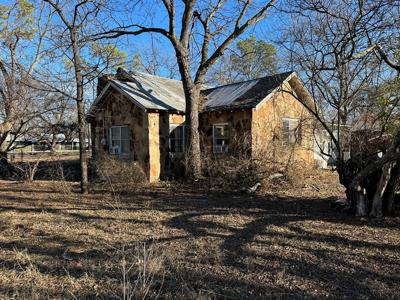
94, 156, 146, 193
200, 132, 318, 193
48, 159, 73, 194
4, 161, 41, 182
106, 243, 165, 300
202, 154, 259, 191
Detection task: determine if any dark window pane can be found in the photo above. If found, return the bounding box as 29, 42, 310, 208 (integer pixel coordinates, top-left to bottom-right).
121, 140, 130, 154
111, 127, 120, 140
121, 127, 130, 140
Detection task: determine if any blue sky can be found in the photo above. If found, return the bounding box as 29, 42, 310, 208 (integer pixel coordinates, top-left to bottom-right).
99, 0, 290, 79
1, 0, 292, 102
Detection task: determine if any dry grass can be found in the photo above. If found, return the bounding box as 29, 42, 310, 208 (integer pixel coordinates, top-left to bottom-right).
0, 172, 399, 299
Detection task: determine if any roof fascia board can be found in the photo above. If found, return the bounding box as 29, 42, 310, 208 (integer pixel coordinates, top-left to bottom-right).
87, 81, 112, 116
88, 80, 149, 114
288, 74, 318, 112
253, 72, 295, 111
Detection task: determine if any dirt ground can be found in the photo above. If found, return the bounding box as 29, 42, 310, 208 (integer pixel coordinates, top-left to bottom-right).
0, 171, 399, 299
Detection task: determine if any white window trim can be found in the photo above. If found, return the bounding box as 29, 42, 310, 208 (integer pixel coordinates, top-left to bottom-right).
109, 125, 130, 155
169, 124, 186, 154
212, 123, 229, 153
282, 117, 301, 146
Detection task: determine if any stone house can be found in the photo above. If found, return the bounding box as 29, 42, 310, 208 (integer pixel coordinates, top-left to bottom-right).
87, 68, 321, 182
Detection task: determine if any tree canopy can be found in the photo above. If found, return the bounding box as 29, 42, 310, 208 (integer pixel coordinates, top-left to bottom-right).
209, 35, 277, 84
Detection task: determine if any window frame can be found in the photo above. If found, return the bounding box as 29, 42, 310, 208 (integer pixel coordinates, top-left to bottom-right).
169, 124, 186, 154
109, 125, 130, 155
282, 118, 302, 146
212, 123, 229, 154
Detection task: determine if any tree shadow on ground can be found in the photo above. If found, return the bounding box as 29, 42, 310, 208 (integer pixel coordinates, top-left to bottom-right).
0, 182, 399, 299
153, 192, 400, 299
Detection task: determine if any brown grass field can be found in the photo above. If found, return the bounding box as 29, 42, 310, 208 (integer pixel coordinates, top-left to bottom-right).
0, 171, 399, 299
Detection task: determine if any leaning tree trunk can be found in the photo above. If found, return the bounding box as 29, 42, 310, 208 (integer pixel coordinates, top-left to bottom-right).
347, 130, 400, 216
383, 161, 400, 216
370, 162, 394, 217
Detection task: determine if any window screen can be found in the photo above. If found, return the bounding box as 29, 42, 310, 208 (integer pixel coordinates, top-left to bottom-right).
110, 126, 130, 155
169, 125, 185, 153
282, 118, 302, 145
213, 124, 229, 153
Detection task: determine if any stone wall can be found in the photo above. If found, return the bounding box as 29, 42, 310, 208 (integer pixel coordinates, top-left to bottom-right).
148, 112, 160, 182
147, 112, 185, 181
90, 80, 316, 182
89, 86, 187, 182
251, 81, 315, 165
199, 109, 252, 155
89, 86, 151, 179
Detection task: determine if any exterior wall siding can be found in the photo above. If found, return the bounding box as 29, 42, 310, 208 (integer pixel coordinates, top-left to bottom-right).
251, 81, 315, 164
90, 87, 151, 179
199, 109, 252, 155
148, 112, 160, 182
90, 81, 317, 182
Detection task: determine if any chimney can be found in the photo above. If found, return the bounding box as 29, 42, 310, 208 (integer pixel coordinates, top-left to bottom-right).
116, 67, 131, 80
97, 74, 114, 97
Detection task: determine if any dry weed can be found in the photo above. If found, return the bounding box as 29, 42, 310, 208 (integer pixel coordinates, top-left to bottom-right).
94, 156, 146, 194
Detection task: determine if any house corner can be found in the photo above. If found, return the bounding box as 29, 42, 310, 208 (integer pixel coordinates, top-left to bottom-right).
148, 112, 161, 182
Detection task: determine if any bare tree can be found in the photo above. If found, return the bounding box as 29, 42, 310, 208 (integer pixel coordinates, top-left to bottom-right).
43, 0, 126, 193
281, 0, 400, 216
27, 96, 78, 151
95, 0, 277, 179
139, 35, 179, 78
0, 1, 53, 153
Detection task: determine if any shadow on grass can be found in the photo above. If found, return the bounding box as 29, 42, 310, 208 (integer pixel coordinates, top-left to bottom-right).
0, 182, 399, 299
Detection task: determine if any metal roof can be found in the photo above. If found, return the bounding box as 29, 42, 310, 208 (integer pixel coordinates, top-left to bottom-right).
201, 71, 294, 111
112, 71, 186, 112
89, 69, 295, 114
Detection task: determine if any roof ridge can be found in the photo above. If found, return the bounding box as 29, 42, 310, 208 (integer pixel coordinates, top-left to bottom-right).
202, 71, 294, 91
119, 68, 182, 83
118, 68, 294, 89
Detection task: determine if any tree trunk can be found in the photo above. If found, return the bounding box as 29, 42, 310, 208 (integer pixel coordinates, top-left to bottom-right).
77, 99, 88, 193
349, 130, 400, 191
383, 161, 400, 216
346, 189, 357, 214
370, 162, 393, 217
355, 188, 367, 217
185, 87, 202, 179
175, 48, 202, 180
71, 29, 88, 193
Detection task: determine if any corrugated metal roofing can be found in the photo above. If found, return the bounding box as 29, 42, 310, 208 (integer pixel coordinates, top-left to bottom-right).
202, 71, 294, 111
112, 71, 186, 112
91, 69, 294, 114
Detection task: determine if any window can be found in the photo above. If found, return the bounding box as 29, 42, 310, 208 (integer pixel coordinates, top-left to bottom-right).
282, 118, 301, 145
109, 126, 130, 155
213, 124, 229, 153
169, 124, 185, 154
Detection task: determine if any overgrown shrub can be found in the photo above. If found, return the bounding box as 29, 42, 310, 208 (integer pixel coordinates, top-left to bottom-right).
0, 158, 41, 182
202, 154, 259, 190
200, 132, 317, 192
94, 156, 146, 193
